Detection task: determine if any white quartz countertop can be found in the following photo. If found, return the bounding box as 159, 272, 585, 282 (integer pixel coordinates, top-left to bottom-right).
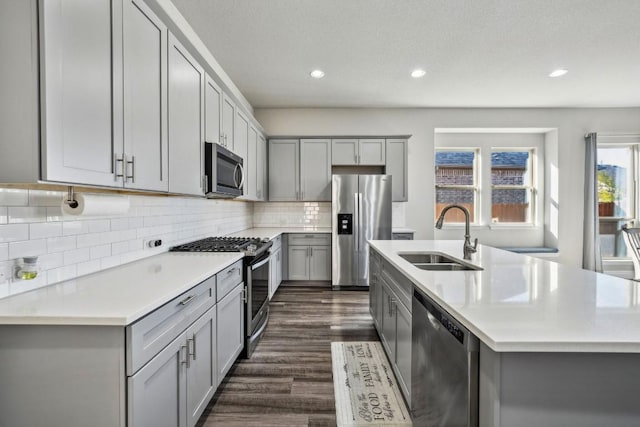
227, 227, 331, 239
369, 240, 640, 353
0, 252, 243, 326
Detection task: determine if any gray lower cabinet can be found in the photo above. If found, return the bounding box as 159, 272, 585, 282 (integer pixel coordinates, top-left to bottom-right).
128, 304, 217, 427
287, 234, 331, 281
216, 283, 245, 380
269, 235, 283, 298
369, 249, 412, 406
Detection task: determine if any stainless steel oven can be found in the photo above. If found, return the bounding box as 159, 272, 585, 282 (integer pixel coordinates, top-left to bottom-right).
245, 250, 270, 357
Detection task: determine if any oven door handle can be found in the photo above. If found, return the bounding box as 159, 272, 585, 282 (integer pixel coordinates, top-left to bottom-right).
250, 252, 271, 270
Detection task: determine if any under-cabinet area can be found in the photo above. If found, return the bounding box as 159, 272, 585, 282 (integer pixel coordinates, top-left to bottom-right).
0, 254, 245, 427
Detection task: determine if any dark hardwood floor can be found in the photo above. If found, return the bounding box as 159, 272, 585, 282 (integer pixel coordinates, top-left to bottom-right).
196, 282, 378, 427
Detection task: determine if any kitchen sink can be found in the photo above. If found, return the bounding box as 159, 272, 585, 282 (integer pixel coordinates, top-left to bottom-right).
398, 252, 483, 271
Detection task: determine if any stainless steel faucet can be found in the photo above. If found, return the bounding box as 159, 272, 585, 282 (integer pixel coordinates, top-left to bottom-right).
435, 204, 478, 260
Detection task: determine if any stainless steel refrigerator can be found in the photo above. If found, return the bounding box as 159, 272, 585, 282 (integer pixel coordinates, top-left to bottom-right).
332, 174, 392, 288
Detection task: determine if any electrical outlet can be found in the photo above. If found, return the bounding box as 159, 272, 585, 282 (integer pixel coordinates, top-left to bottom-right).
146, 239, 163, 249
0, 264, 13, 283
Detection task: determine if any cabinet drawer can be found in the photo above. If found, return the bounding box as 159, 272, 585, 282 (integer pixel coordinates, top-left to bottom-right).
288, 233, 330, 246
217, 260, 243, 302
126, 275, 216, 375
381, 260, 412, 311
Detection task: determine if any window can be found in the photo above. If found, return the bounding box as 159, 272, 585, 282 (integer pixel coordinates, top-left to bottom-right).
435, 150, 477, 222
434, 133, 543, 228
597, 145, 637, 258
491, 150, 534, 223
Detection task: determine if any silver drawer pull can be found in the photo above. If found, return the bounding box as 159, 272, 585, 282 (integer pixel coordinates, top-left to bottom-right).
227, 268, 236, 275
181, 344, 190, 368
179, 295, 195, 306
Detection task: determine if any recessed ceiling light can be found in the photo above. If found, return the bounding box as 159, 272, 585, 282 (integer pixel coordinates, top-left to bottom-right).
411, 69, 426, 78
310, 69, 325, 79
549, 68, 568, 78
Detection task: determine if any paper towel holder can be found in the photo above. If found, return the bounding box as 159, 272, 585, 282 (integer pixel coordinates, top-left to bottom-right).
64, 186, 79, 209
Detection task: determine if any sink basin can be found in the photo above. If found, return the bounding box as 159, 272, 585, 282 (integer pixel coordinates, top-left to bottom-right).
398, 252, 483, 271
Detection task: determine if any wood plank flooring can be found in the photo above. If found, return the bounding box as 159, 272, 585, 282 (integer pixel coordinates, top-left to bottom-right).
196, 282, 378, 427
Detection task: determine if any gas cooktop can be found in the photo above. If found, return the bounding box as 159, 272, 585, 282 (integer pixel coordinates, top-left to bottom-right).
169, 236, 272, 257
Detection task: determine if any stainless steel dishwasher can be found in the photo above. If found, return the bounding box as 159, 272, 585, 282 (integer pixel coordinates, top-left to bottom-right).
411, 288, 479, 426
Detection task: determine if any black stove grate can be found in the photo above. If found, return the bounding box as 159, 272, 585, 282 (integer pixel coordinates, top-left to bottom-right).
169, 236, 267, 253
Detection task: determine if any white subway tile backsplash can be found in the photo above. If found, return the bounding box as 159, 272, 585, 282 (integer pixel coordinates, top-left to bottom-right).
90, 244, 111, 260
0, 191, 253, 299
29, 222, 63, 239
63, 221, 90, 236
0, 224, 29, 242
9, 239, 47, 259
0, 189, 29, 206
8, 207, 47, 224
64, 248, 91, 265
47, 236, 77, 253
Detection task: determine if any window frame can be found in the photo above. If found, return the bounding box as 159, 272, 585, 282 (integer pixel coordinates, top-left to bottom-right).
489, 147, 536, 225
434, 133, 544, 230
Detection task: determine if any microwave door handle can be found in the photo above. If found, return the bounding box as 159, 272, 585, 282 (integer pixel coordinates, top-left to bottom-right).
233, 163, 240, 188
238, 164, 245, 189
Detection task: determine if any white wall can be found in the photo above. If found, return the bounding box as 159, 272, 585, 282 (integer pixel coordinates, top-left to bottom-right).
0, 188, 253, 298
255, 107, 640, 267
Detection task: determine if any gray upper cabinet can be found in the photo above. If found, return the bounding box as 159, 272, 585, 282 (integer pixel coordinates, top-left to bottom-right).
269, 139, 299, 201
300, 139, 331, 201
256, 133, 267, 200
245, 125, 258, 200
331, 139, 358, 165
122, 0, 168, 192
40, 0, 118, 187
204, 74, 222, 145
234, 110, 249, 196
386, 138, 408, 201
269, 139, 332, 202
331, 138, 385, 165
221, 93, 235, 151
168, 32, 205, 196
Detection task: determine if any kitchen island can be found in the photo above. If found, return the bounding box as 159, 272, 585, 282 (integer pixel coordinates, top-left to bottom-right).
369, 240, 640, 427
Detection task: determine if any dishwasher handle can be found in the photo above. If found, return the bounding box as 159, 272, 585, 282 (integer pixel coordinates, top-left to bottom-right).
414, 289, 478, 351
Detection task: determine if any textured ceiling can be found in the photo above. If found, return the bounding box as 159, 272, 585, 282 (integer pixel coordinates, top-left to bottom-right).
171, 0, 640, 108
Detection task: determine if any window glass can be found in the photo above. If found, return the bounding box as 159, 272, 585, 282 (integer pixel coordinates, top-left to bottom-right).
435, 150, 476, 222
597, 146, 635, 258
491, 150, 532, 223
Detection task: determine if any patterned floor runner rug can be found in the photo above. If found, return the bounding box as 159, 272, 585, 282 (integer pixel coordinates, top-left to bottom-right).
331, 341, 412, 426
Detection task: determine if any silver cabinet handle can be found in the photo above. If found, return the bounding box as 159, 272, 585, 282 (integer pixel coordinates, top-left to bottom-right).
114, 153, 124, 182
203, 175, 208, 192
242, 286, 248, 303
179, 295, 195, 306
126, 155, 135, 183
310, 247, 313, 257
189, 335, 196, 361
181, 344, 190, 368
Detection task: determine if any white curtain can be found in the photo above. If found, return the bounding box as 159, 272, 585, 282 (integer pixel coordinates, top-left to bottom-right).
583, 133, 602, 272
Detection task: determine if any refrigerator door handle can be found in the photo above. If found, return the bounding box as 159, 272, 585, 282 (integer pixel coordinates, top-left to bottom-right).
358, 192, 363, 250
354, 192, 359, 251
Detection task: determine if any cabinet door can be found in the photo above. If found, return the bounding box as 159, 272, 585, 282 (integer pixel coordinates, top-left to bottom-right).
309, 245, 331, 281
359, 139, 386, 165
268, 139, 299, 201
256, 133, 267, 200
186, 306, 217, 427
122, 0, 168, 191
217, 284, 244, 380
128, 331, 187, 427
275, 248, 283, 288
380, 282, 396, 363
246, 125, 258, 200
269, 250, 278, 299
395, 300, 412, 404
331, 139, 358, 165
41, 0, 118, 186
386, 139, 408, 201
221, 93, 235, 150
288, 246, 310, 280
168, 32, 204, 196
300, 139, 331, 201
204, 74, 222, 145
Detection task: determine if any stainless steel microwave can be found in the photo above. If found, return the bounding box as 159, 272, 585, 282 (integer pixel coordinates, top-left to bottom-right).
204, 142, 244, 198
